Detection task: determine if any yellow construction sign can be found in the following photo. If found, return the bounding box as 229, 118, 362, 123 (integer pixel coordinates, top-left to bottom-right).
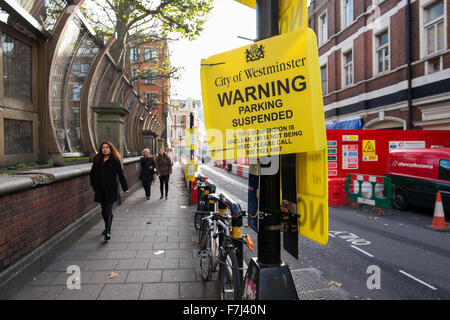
363, 140, 376, 155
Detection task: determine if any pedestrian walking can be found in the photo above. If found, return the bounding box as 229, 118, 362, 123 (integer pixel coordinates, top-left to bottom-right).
140, 148, 156, 200
155, 148, 173, 199
90, 141, 128, 241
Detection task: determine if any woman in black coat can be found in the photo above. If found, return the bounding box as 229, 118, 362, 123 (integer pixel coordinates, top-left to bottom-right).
140, 148, 156, 200
90, 141, 128, 241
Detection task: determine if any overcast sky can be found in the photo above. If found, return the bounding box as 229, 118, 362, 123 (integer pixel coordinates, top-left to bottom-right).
169, 0, 257, 101
169, 0, 312, 101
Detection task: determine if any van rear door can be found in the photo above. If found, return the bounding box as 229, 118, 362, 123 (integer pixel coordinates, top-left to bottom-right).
438, 159, 450, 212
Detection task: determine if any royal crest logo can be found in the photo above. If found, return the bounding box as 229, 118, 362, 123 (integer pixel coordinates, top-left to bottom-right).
245, 44, 265, 63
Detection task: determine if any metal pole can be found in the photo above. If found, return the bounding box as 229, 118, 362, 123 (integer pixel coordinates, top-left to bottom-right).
406, 0, 413, 130
256, 0, 281, 267
188, 112, 194, 205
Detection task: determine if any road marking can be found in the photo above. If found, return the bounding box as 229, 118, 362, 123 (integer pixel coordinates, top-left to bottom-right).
399, 270, 437, 290
200, 166, 248, 191
351, 245, 374, 258
328, 233, 336, 238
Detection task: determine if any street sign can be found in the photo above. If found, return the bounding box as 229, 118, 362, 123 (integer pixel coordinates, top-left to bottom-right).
231, 0, 328, 246
185, 128, 197, 150
185, 160, 198, 181
201, 27, 326, 160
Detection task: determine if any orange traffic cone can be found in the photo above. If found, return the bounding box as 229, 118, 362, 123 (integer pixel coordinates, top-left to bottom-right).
427, 192, 450, 232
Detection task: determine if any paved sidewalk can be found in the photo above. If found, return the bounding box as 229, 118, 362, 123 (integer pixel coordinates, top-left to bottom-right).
12, 163, 218, 300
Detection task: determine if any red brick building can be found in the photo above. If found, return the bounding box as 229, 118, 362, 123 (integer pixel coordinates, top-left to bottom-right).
129, 40, 171, 152
309, 0, 450, 129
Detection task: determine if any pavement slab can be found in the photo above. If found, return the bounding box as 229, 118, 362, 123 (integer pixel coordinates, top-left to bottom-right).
10, 163, 220, 300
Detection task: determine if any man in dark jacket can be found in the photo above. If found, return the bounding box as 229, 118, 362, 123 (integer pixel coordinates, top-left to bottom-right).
140, 148, 156, 200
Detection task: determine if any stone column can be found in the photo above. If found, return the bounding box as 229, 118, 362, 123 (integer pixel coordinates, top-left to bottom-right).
141, 131, 157, 154
156, 138, 165, 152
93, 103, 129, 157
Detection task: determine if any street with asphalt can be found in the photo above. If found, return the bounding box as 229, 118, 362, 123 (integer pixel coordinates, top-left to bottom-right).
199, 163, 450, 300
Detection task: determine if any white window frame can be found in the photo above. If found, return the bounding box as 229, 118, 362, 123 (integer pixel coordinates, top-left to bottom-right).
144, 47, 158, 61
342, 49, 354, 87
425, 55, 443, 74
420, 0, 447, 59
341, 0, 354, 29
374, 29, 390, 75
130, 47, 140, 61
320, 64, 328, 95
319, 10, 328, 46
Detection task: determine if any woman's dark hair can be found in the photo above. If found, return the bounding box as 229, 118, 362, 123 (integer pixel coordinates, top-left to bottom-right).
93, 141, 121, 163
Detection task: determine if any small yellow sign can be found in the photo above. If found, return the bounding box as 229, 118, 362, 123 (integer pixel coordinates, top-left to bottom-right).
343, 135, 359, 142
185, 128, 197, 150
185, 161, 198, 181
201, 28, 326, 160
363, 140, 376, 155
363, 155, 378, 161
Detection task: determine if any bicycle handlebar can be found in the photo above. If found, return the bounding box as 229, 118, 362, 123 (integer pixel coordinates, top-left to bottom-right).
219, 193, 244, 218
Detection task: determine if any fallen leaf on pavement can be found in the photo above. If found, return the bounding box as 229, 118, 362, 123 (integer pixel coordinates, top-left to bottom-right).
328, 280, 342, 287
107, 272, 119, 279
146, 220, 152, 224
72, 277, 79, 284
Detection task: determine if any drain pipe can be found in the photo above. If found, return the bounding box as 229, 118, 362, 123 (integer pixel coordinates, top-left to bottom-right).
406, 0, 413, 129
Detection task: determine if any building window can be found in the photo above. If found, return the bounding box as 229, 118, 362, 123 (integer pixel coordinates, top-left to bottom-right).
145, 93, 158, 107
344, 0, 353, 28
144, 48, 157, 61
130, 47, 140, 61
73, 63, 90, 77
144, 72, 157, 85
319, 12, 328, 45
1, 33, 32, 103
343, 50, 353, 86
72, 83, 82, 101
320, 65, 327, 94
376, 30, 389, 73
424, 0, 445, 55
427, 56, 442, 73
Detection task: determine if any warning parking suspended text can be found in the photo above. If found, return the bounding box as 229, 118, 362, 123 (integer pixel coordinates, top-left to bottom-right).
200, 28, 326, 159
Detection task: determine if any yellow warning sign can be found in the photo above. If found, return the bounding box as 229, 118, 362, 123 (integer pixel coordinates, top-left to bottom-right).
200, 27, 326, 160
185, 128, 197, 150
185, 161, 198, 181
363, 140, 376, 155
232, 0, 328, 246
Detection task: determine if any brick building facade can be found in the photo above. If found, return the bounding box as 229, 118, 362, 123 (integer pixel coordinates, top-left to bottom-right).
129, 40, 172, 152
309, 0, 450, 129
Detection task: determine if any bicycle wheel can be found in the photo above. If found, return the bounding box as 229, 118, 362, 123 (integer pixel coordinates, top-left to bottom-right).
218, 247, 240, 300
194, 201, 206, 231
199, 220, 213, 281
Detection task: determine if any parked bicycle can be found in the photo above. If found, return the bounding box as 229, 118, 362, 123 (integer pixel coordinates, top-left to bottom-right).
193, 175, 216, 230
198, 193, 253, 300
